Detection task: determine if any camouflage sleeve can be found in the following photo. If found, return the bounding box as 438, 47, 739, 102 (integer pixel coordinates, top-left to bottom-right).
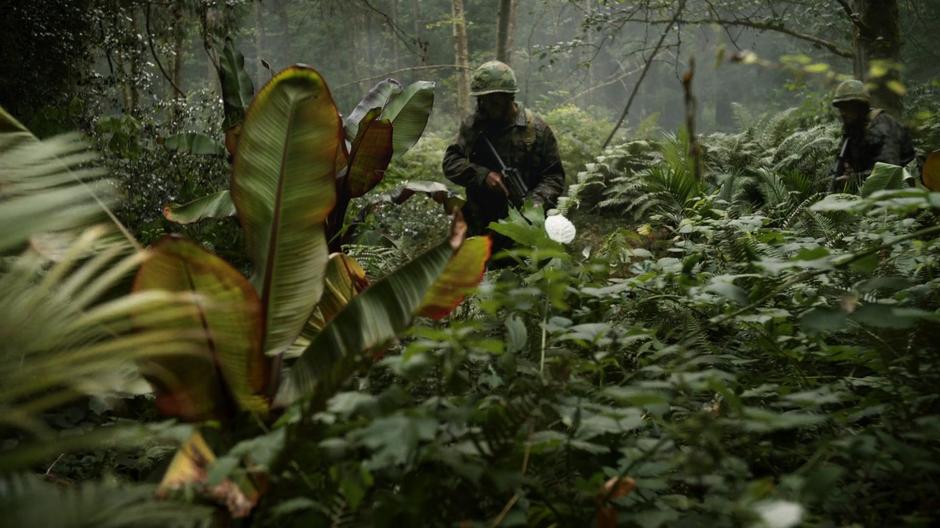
870, 114, 914, 167
870, 116, 899, 167
529, 125, 565, 208
442, 119, 489, 189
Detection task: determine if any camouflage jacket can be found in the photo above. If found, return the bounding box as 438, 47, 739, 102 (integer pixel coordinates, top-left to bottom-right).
442, 104, 565, 234
841, 109, 915, 175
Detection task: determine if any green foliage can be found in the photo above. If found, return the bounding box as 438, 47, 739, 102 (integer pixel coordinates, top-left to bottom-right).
542, 104, 612, 179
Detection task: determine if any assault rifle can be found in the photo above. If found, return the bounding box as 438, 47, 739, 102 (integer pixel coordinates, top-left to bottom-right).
828, 136, 850, 193
482, 136, 532, 224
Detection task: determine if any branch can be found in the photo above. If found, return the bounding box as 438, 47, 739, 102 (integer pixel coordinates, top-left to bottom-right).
357, 0, 419, 57
602, 0, 687, 149
610, 14, 853, 58
834, 0, 866, 31
334, 64, 472, 90
145, 1, 186, 98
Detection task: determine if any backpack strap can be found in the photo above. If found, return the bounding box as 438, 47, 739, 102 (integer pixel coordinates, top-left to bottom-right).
523, 109, 537, 147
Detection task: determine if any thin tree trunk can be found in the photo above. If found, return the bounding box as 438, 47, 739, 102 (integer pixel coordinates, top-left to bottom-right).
254, 0, 264, 85
452, 0, 471, 118
583, 0, 593, 107
856, 0, 902, 115
171, 0, 185, 116
412, 0, 426, 65
391, 0, 399, 70
496, 0, 514, 63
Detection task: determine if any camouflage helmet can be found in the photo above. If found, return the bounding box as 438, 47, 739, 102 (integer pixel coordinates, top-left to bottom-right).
832, 79, 871, 107
470, 60, 519, 96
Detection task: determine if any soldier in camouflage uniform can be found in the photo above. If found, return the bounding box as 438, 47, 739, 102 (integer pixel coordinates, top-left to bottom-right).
442, 61, 565, 253
830, 79, 915, 192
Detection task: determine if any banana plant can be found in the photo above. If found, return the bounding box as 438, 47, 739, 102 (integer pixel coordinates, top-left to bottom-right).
134, 65, 490, 516
162, 48, 437, 251
132, 66, 490, 516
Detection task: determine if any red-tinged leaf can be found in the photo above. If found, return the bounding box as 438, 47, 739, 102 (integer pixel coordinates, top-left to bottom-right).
347, 108, 393, 198
158, 431, 216, 495
417, 235, 491, 319
232, 66, 341, 357
158, 431, 258, 519
305, 253, 369, 335
344, 78, 403, 140
134, 236, 268, 420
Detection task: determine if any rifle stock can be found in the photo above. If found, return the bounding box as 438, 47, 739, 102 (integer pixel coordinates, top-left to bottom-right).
828, 136, 850, 193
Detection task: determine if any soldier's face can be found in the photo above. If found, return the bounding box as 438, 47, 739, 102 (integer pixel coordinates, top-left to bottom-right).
836, 102, 867, 127
477, 93, 515, 123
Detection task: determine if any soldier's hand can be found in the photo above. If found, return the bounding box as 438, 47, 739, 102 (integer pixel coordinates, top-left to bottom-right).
485, 171, 509, 197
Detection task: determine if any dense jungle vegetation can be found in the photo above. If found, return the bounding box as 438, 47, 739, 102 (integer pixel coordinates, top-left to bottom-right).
2, 0, 940, 526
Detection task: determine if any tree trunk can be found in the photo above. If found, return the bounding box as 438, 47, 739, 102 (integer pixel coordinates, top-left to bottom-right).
452, 0, 471, 119
582, 0, 593, 107
412, 0, 427, 65
171, 0, 185, 115
391, 0, 399, 70
254, 0, 264, 85
496, 0, 514, 64
854, 0, 903, 116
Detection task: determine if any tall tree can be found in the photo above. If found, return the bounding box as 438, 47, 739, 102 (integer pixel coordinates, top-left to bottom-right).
853, 0, 903, 115
496, 0, 515, 64
452, 0, 471, 118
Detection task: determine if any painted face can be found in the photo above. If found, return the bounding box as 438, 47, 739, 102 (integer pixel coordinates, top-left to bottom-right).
477, 93, 515, 124
836, 101, 868, 128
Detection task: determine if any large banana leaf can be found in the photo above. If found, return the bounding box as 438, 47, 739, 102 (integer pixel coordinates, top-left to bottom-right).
288, 235, 458, 404
344, 78, 403, 140
380, 81, 435, 159
304, 253, 369, 336
163, 190, 236, 224
219, 39, 255, 131
346, 108, 393, 198
417, 235, 491, 319
133, 236, 269, 419
232, 66, 341, 356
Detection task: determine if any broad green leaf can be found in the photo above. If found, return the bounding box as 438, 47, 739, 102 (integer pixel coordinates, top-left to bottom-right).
232, 66, 341, 355
344, 78, 403, 140
801, 307, 849, 334
163, 133, 226, 156
304, 253, 369, 335
219, 40, 255, 130
163, 190, 236, 224
809, 193, 862, 212
346, 108, 393, 198
134, 236, 268, 418
392, 180, 466, 213
505, 314, 527, 354
850, 304, 939, 329
417, 235, 491, 319
379, 81, 435, 158
289, 238, 456, 403
861, 162, 905, 197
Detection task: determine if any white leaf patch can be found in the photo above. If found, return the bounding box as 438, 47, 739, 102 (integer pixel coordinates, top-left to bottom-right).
545, 214, 576, 244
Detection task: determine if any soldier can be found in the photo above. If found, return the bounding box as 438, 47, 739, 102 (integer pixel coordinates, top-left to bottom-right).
442, 60, 565, 255
829, 79, 915, 192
